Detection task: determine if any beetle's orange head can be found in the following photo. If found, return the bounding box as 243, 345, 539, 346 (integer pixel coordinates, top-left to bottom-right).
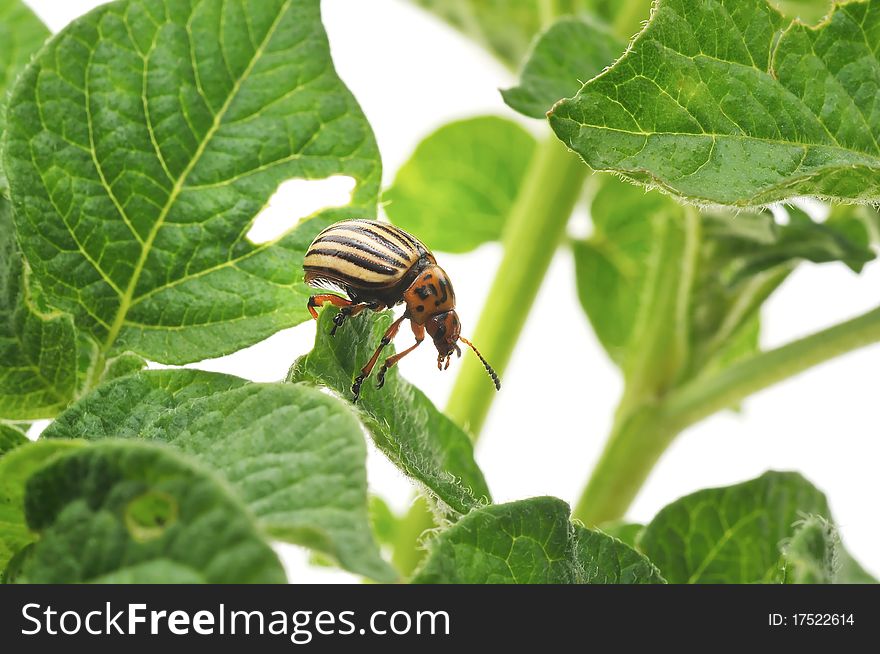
425, 311, 501, 390
425, 310, 461, 368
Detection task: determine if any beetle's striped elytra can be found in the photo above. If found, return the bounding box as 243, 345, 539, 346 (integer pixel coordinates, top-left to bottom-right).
304, 219, 500, 401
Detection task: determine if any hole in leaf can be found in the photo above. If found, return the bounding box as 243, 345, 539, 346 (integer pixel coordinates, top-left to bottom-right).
125, 490, 178, 542
246, 175, 356, 244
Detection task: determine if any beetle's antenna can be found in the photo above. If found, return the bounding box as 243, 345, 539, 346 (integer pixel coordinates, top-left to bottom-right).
460, 337, 501, 391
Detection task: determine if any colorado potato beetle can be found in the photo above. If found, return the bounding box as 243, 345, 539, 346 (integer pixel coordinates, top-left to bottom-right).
304, 219, 500, 401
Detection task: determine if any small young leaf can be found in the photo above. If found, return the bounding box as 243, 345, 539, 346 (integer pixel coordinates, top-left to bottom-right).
368, 495, 400, 547
639, 471, 873, 583
503, 17, 624, 119
0, 423, 27, 455
574, 179, 683, 368
0, 439, 83, 572
288, 309, 491, 515
384, 117, 535, 252
412, 497, 663, 583
550, 0, 880, 206
43, 369, 396, 582
781, 515, 837, 584
4, 0, 381, 365
405, 0, 592, 68
17, 440, 286, 583
575, 177, 875, 382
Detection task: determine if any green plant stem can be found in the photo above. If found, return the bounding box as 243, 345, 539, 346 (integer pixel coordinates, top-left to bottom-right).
391, 496, 435, 577
445, 138, 586, 436
573, 303, 880, 525
391, 140, 586, 577
662, 303, 880, 430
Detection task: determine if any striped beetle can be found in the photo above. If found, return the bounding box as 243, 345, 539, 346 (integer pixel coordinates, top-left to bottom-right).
304, 219, 500, 401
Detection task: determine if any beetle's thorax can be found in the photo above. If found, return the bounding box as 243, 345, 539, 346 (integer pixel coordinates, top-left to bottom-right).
403, 264, 456, 324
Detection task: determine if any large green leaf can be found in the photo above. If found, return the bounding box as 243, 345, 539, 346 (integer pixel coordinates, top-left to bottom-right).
288, 309, 490, 515
550, 0, 880, 206
42, 369, 396, 581
412, 497, 664, 583
0, 197, 88, 419
16, 440, 286, 583
0, 5, 82, 420
0, 423, 27, 455
406, 0, 591, 68
639, 471, 875, 583
384, 116, 535, 252
0, 439, 83, 573
3, 0, 381, 365
502, 17, 624, 119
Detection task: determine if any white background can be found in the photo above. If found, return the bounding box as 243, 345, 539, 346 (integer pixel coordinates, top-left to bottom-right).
23, 0, 880, 581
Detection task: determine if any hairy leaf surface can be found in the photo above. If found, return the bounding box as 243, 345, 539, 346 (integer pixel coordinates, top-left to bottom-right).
640, 471, 874, 583
412, 497, 663, 583
43, 369, 396, 581
288, 309, 490, 515
17, 440, 286, 583
550, 0, 880, 205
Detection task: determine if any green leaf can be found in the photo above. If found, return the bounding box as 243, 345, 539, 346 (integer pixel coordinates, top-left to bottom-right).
412, 497, 663, 583
0, 0, 49, 179
836, 547, 878, 584
550, 0, 880, 206
288, 309, 490, 515
0, 439, 84, 573
406, 0, 592, 68
4, 0, 381, 365
0, 423, 27, 456
16, 440, 286, 583
0, 197, 89, 420
574, 525, 665, 583
639, 471, 873, 583
574, 179, 684, 368
687, 206, 875, 375
368, 495, 400, 547
597, 520, 644, 548
42, 369, 396, 582
575, 177, 875, 384
781, 515, 837, 583
502, 17, 624, 119
384, 116, 536, 252
101, 351, 148, 382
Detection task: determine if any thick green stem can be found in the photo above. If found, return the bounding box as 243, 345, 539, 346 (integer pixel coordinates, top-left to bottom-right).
573, 303, 880, 525
573, 404, 674, 525
445, 139, 586, 436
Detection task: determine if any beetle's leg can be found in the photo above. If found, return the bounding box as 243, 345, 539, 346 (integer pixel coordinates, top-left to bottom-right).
377, 322, 425, 389
352, 315, 405, 402
308, 294, 352, 320
331, 300, 383, 336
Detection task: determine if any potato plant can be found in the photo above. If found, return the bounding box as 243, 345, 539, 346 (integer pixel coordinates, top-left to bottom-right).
1, 0, 878, 584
